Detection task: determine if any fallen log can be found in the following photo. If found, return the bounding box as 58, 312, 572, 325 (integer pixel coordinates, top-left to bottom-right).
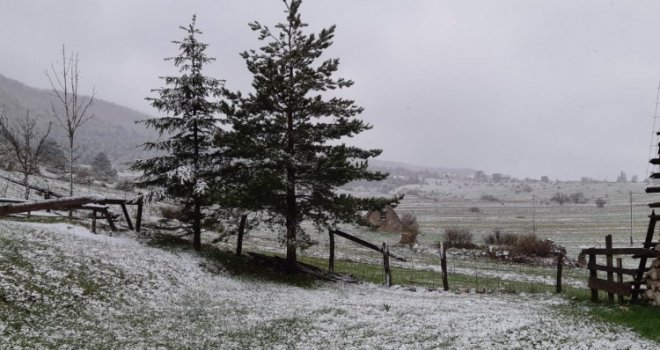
0, 195, 106, 216
0, 174, 64, 198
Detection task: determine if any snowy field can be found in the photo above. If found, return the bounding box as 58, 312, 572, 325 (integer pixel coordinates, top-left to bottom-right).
0, 220, 656, 349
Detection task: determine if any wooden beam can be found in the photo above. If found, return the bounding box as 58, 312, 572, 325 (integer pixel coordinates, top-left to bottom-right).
120, 204, 134, 230
331, 229, 408, 262
0, 196, 105, 216
581, 247, 660, 257
586, 262, 640, 276
588, 277, 632, 297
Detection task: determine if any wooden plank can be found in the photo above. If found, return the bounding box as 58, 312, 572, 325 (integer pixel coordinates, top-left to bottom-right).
589, 254, 598, 301
120, 204, 134, 231
586, 262, 640, 276
103, 209, 117, 233
617, 258, 625, 304
650, 158, 660, 165
135, 196, 143, 233
650, 173, 660, 179
581, 247, 660, 257
647, 187, 660, 193
606, 235, 614, 303
0, 195, 105, 216
588, 277, 632, 297
332, 229, 408, 262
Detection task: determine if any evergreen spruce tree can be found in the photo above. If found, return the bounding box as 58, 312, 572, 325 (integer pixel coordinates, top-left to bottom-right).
133, 15, 224, 251
227, 0, 395, 272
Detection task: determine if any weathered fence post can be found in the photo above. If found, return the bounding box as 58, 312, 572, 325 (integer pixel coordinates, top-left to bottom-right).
440, 242, 449, 291
104, 209, 117, 234
236, 214, 247, 256
91, 209, 97, 234
606, 235, 614, 303
382, 242, 392, 286
328, 229, 335, 272
589, 253, 598, 302
120, 203, 134, 231
556, 253, 563, 294
135, 196, 143, 233
616, 257, 624, 304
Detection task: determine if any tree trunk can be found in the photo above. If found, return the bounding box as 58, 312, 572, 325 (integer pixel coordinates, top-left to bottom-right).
68, 137, 74, 218
23, 173, 29, 200
192, 202, 201, 251
285, 106, 297, 273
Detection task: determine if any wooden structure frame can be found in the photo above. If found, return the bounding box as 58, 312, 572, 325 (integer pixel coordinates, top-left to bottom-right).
328, 229, 407, 286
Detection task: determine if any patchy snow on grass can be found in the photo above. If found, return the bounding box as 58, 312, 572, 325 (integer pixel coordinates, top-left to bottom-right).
0, 220, 656, 349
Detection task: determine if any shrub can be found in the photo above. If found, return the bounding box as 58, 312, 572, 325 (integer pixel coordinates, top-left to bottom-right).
480, 194, 500, 202
512, 233, 554, 257
550, 192, 570, 205
469, 206, 481, 213
160, 205, 186, 221
398, 212, 419, 247
595, 198, 607, 208
484, 229, 518, 245
443, 227, 475, 249
114, 179, 134, 191
569, 192, 588, 204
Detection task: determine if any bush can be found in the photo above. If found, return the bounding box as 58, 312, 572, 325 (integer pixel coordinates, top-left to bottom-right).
398, 212, 419, 247
160, 205, 186, 221
512, 233, 554, 257
550, 192, 570, 205
484, 229, 518, 245
480, 194, 500, 202
443, 227, 475, 249
595, 198, 607, 208
569, 192, 588, 204
469, 206, 481, 213
114, 179, 134, 191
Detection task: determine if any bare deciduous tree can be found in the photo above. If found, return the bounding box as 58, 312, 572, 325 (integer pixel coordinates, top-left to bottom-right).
0, 109, 52, 199
45, 44, 96, 198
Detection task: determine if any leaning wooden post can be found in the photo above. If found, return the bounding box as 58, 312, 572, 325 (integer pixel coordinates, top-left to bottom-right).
605, 235, 614, 303
556, 253, 564, 294
328, 229, 335, 272
135, 196, 143, 233
440, 242, 449, 291
382, 242, 392, 286
104, 209, 117, 234
120, 203, 134, 231
616, 257, 624, 304
589, 253, 598, 302
91, 209, 97, 234
236, 214, 247, 256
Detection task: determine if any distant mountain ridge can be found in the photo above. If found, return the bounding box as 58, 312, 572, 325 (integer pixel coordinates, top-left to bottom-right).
0, 74, 157, 168
370, 159, 477, 178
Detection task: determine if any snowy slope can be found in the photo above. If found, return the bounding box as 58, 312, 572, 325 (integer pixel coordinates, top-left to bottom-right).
0, 221, 655, 349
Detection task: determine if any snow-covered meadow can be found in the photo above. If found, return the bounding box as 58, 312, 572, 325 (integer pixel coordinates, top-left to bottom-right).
0, 220, 655, 349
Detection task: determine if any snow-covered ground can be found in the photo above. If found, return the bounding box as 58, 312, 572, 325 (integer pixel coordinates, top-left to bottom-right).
0, 221, 655, 349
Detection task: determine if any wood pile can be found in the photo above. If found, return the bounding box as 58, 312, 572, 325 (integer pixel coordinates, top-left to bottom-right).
644, 245, 660, 305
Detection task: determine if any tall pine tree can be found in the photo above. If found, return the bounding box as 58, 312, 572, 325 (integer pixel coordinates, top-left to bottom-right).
227, 0, 395, 272
133, 15, 224, 251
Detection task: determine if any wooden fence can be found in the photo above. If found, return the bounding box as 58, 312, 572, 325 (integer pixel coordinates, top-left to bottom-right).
581, 234, 660, 303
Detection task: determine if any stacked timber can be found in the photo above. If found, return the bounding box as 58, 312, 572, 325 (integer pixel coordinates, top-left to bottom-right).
644, 245, 660, 305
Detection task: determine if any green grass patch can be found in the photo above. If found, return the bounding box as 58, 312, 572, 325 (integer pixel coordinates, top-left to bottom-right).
589, 304, 660, 343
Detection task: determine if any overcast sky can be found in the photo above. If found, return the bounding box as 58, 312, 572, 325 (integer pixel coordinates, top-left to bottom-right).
2, 0, 660, 180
